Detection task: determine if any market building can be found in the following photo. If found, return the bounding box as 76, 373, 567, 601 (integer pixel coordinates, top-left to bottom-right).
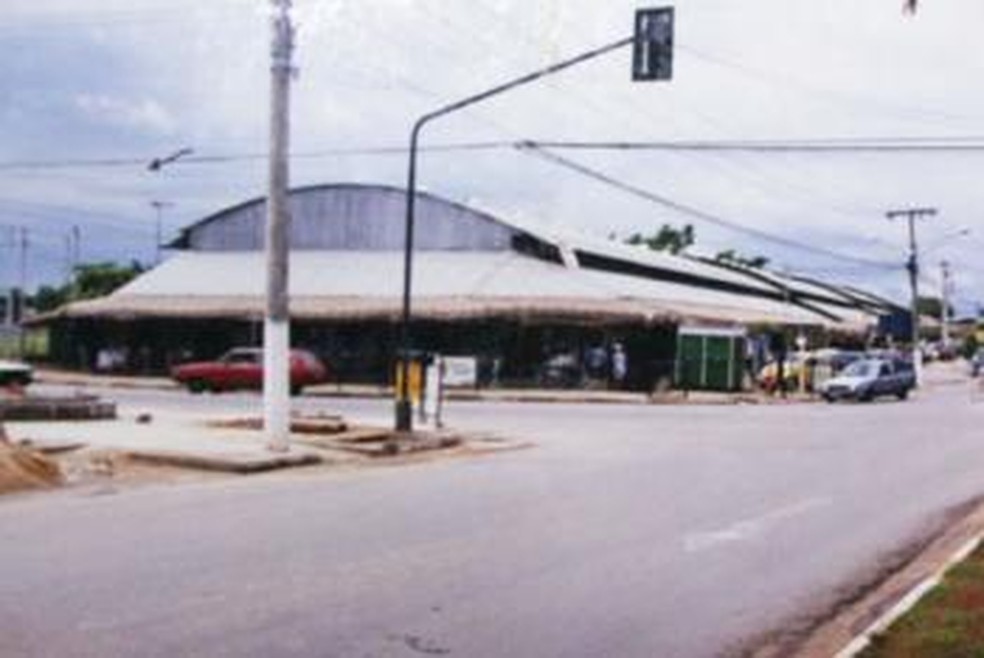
37, 183, 900, 390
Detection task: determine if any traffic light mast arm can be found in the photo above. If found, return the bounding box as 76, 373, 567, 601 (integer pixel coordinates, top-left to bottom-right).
414, 35, 635, 135
397, 35, 636, 430
398, 7, 675, 430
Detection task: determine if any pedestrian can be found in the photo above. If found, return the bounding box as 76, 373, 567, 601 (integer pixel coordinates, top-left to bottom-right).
586, 345, 607, 380
611, 343, 628, 389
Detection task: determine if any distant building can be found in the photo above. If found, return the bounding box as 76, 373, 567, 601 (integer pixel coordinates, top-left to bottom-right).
38, 183, 900, 390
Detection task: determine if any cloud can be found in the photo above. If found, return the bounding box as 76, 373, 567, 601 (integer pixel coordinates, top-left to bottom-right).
74, 93, 176, 135
2, 0, 984, 303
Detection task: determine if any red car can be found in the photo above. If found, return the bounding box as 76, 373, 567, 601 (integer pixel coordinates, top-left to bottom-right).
171, 347, 329, 395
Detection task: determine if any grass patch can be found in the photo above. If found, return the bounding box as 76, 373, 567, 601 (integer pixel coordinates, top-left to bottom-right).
860, 542, 984, 657
0, 329, 49, 359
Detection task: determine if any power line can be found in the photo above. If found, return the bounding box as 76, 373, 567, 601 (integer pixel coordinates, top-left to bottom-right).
515, 142, 900, 271
0, 142, 517, 171
679, 44, 980, 129
6, 135, 984, 172
520, 137, 984, 153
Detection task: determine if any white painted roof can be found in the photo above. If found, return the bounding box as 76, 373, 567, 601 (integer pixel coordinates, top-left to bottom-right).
108, 250, 855, 328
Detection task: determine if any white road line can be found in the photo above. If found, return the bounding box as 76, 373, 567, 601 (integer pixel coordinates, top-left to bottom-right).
683, 497, 832, 553
835, 534, 984, 658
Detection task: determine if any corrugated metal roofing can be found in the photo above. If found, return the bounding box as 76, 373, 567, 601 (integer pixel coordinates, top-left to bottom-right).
60, 250, 863, 329
44, 184, 886, 334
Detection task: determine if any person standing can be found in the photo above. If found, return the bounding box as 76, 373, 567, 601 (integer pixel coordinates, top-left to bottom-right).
611, 343, 628, 389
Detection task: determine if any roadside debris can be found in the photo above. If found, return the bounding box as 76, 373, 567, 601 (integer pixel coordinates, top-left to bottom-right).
0, 439, 63, 495
1, 405, 524, 498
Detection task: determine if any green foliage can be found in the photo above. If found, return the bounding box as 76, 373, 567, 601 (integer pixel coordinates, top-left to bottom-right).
32, 285, 70, 314
916, 296, 953, 321
72, 261, 144, 300
859, 544, 984, 657
714, 249, 770, 269
625, 223, 695, 254
28, 261, 144, 313
962, 333, 979, 360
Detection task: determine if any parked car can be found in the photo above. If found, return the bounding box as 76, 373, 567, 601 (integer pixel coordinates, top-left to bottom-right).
537, 352, 582, 388
170, 348, 329, 395
0, 359, 33, 387
817, 358, 915, 402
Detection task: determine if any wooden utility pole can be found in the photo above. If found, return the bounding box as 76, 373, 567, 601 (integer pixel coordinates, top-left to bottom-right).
887, 207, 936, 386
264, 0, 294, 452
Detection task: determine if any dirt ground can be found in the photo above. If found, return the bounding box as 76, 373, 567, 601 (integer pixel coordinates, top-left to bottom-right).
0, 414, 527, 500
0, 440, 63, 495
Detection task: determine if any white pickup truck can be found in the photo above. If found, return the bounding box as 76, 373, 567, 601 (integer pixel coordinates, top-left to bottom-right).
0, 360, 33, 387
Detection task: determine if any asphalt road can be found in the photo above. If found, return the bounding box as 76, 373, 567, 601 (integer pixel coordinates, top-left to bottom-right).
3, 378, 984, 657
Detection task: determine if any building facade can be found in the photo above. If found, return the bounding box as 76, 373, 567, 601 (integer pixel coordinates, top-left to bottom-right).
40, 184, 897, 390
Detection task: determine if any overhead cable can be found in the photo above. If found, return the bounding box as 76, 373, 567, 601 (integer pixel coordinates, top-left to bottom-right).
515, 141, 900, 271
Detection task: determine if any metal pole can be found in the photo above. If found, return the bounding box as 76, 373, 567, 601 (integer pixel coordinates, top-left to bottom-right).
150, 201, 172, 266
887, 207, 936, 386
264, 0, 294, 452
941, 260, 951, 348
72, 225, 81, 271
17, 227, 27, 358
395, 122, 422, 432
395, 34, 636, 432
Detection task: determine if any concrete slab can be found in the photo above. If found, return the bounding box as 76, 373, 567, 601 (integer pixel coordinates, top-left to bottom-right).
5, 412, 326, 475
125, 449, 322, 474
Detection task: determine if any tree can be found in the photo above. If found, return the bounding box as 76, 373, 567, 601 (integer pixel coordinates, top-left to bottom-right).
625, 223, 695, 254
28, 261, 145, 313
916, 296, 953, 321
32, 286, 69, 314
72, 261, 144, 300
714, 249, 770, 269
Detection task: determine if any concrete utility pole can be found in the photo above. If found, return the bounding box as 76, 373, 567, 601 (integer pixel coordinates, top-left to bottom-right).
940, 260, 952, 348
887, 207, 937, 386
264, 0, 295, 452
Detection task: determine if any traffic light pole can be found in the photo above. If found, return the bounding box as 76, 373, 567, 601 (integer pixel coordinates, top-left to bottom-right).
395, 35, 636, 432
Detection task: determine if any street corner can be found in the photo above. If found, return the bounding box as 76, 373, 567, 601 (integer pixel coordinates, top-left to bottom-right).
280, 419, 532, 463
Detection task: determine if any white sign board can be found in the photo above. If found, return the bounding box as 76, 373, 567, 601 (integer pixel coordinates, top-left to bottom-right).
442, 356, 478, 388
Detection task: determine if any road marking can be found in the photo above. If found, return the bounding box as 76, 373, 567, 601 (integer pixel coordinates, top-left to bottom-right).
835, 534, 984, 658
683, 497, 832, 553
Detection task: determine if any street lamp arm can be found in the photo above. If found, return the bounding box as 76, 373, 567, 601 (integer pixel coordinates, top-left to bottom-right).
148, 147, 194, 172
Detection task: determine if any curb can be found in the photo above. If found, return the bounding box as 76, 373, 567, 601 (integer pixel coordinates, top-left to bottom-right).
37, 372, 791, 407
0, 395, 117, 421
834, 533, 984, 658
124, 448, 323, 474
780, 497, 984, 658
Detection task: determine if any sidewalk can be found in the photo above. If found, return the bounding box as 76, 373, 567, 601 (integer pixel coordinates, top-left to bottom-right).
34, 367, 807, 406
7, 411, 326, 475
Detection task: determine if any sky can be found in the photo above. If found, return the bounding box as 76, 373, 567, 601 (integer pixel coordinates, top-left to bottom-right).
1, 0, 983, 313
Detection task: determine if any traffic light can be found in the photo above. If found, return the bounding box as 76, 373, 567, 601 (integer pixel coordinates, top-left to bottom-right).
633, 7, 674, 82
